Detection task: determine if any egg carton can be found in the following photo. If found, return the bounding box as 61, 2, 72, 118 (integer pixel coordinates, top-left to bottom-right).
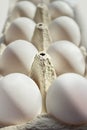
0, 0, 87, 130
1, 114, 87, 130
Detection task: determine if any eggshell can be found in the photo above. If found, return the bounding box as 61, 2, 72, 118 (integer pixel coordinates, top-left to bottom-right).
5, 17, 36, 44
50, 0, 79, 7
63, 0, 79, 7
47, 41, 85, 75
46, 73, 87, 125
28, 0, 50, 5
0, 0, 9, 35
48, 1, 74, 19
0, 40, 38, 75
12, 1, 36, 20
74, 0, 87, 49
0, 73, 42, 125
48, 16, 80, 46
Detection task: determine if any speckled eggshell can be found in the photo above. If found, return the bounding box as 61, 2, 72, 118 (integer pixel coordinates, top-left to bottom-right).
47, 41, 85, 75
0, 73, 42, 126
0, 40, 38, 75
46, 73, 87, 125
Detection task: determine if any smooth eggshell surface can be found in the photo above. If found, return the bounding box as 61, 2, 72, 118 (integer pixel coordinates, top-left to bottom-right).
47, 41, 85, 75
0, 40, 38, 75
13, 1, 36, 20
0, 73, 42, 125
48, 1, 74, 19
46, 73, 87, 125
50, 0, 79, 7
28, 0, 49, 5
5, 17, 36, 44
74, 0, 87, 50
48, 16, 80, 46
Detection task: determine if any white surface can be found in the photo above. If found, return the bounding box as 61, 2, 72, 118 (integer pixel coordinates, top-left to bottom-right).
47, 41, 85, 75
5, 17, 36, 44
0, 73, 42, 125
0, 40, 38, 75
46, 73, 87, 124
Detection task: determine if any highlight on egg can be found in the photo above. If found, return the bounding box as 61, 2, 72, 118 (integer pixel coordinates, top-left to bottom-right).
0, 73, 42, 126
5, 17, 36, 44
12, 1, 36, 20
0, 40, 38, 75
48, 1, 74, 19
48, 16, 81, 45
46, 73, 87, 125
47, 40, 85, 76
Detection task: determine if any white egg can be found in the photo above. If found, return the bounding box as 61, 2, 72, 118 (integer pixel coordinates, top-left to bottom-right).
5, 17, 36, 44
48, 16, 81, 46
46, 73, 87, 125
27, 0, 50, 5
0, 73, 42, 126
74, 0, 87, 49
12, 1, 36, 20
63, 0, 79, 7
50, 0, 79, 7
0, 0, 9, 35
0, 40, 38, 75
48, 1, 74, 19
47, 41, 85, 75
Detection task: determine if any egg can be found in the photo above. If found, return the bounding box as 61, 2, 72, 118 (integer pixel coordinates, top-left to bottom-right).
46, 73, 87, 125
28, 0, 50, 5
48, 16, 81, 46
0, 0, 9, 35
48, 1, 74, 19
0, 73, 42, 126
63, 0, 79, 7
74, 0, 87, 49
5, 17, 36, 44
47, 41, 85, 75
50, 0, 79, 7
12, 1, 36, 20
0, 40, 38, 75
